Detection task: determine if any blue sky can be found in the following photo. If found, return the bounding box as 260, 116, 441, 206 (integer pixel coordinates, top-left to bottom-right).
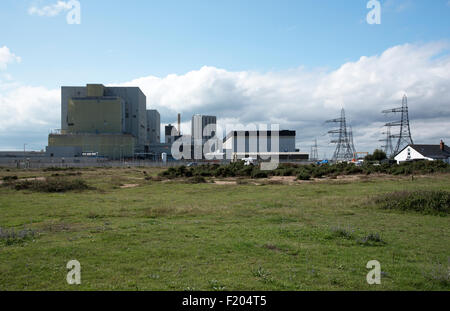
1, 0, 449, 87
1, 0, 450, 155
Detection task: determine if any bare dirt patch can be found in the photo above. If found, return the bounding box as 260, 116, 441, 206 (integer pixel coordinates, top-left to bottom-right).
120, 184, 139, 189
214, 179, 237, 185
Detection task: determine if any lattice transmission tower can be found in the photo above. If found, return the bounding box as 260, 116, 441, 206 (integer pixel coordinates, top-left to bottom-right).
326, 108, 355, 161
382, 94, 414, 156
310, 139, 319, 161
379, 124, 394, 158
348, 125, 357, 156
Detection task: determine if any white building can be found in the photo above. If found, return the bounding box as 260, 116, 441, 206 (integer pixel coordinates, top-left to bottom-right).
394, 140, 450, 164
223, 130, 308, 161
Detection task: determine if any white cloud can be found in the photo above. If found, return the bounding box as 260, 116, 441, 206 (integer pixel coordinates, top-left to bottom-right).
0, 85, 60, 132
2, 42, 450, 155
115, 42, 450, 155
0, 46, 21, 71
28, 1, 73, 17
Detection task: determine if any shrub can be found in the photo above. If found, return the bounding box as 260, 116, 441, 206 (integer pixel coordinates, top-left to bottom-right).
358, 233, 386, 246
251, 170, 268, 179
297, 172, 311, 180
375, 190, 450, 216
2, 175, 18, 182
345, 166, 363, 175
156, 159, 450, 180
0, 227, 37, 246
13, 177, 91, 193
330, 226, 353, 239
186, 176, 207, 184
43, 167, 76, 172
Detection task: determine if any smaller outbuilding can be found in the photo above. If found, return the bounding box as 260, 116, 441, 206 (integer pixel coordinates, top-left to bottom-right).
394, 140, 450, 164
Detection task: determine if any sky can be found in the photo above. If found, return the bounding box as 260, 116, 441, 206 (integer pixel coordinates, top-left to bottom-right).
0, 0, 450, 158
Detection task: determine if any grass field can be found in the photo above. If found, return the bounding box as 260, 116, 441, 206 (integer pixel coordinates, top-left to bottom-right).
0, 167, 449, 290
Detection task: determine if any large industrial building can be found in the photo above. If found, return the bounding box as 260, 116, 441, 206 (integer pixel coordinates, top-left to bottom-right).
47, 84, 160, 159
147, 109, 160, 144
222, 130, 309, 161
192, 115, 217, 158
192, 115, 217, 140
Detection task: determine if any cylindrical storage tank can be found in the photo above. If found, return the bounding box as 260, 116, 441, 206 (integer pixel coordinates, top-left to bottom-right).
161, 153, 167, 163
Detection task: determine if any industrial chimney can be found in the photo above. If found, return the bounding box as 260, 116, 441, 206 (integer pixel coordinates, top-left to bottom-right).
440, 140, 445, 151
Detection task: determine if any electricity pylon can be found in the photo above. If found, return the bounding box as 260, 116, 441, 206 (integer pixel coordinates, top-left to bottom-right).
326, 108, 354, 161
379, 124, 394, 158
310, 139, 319, 161
382, 94, 414, 156
348, 125, 357, 156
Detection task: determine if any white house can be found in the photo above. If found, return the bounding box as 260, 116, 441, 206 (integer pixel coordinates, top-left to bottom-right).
394, 140, 450, 164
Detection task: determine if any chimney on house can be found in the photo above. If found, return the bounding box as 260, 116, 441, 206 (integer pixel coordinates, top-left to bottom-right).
440, 140, 445, 151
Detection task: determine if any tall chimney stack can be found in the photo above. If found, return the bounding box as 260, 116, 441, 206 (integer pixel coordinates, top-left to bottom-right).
177, 113, 181, 136
440, 140, 445, 151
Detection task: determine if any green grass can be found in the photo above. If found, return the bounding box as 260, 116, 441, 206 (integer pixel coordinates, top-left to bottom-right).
0, 167, 449, 290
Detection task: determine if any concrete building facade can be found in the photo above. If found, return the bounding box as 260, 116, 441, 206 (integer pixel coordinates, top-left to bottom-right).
147, 109, 160, 144
191, 115, 217, 158
222, 130, 308, 161
50, 84, 150, 159
165, 124, 176, 144
192, 115, 217, 140
61, 84, 147, 152
224, 130, 297, 153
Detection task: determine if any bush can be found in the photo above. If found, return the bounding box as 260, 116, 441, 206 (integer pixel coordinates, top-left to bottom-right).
2, 175, 18, 182
297, 172, 311, 180
156, 159, 450, 180
186, 176, 207, 184
13, 177, 91, 193
0, 227, 37, 246
358, 233, 386, 246
330, 226, 353, 239
375, 190, 450, 216
251, 170, 268, 179
43, 167, 77, 172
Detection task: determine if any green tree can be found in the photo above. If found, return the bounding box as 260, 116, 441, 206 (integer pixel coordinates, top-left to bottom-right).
365, 149, 387, 161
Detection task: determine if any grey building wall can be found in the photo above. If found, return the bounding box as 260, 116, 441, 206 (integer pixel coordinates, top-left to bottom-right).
147, 110, 160, 144
61, 86, 87, 131
225, 131, 296, 153
104, 86, 147, 150
191, 115, 216, 139
165, 124, 175, 144
46, 146, 82, 158
61, 85, 148, 152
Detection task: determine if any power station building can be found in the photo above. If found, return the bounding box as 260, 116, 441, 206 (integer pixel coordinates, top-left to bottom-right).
47, 84, 159, 159
222, 130, 309, 161
192, 115, 217, 158
147, 109, 160, 144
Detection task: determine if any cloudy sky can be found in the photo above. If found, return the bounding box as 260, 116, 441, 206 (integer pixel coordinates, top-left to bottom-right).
1, 0, 450, 157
